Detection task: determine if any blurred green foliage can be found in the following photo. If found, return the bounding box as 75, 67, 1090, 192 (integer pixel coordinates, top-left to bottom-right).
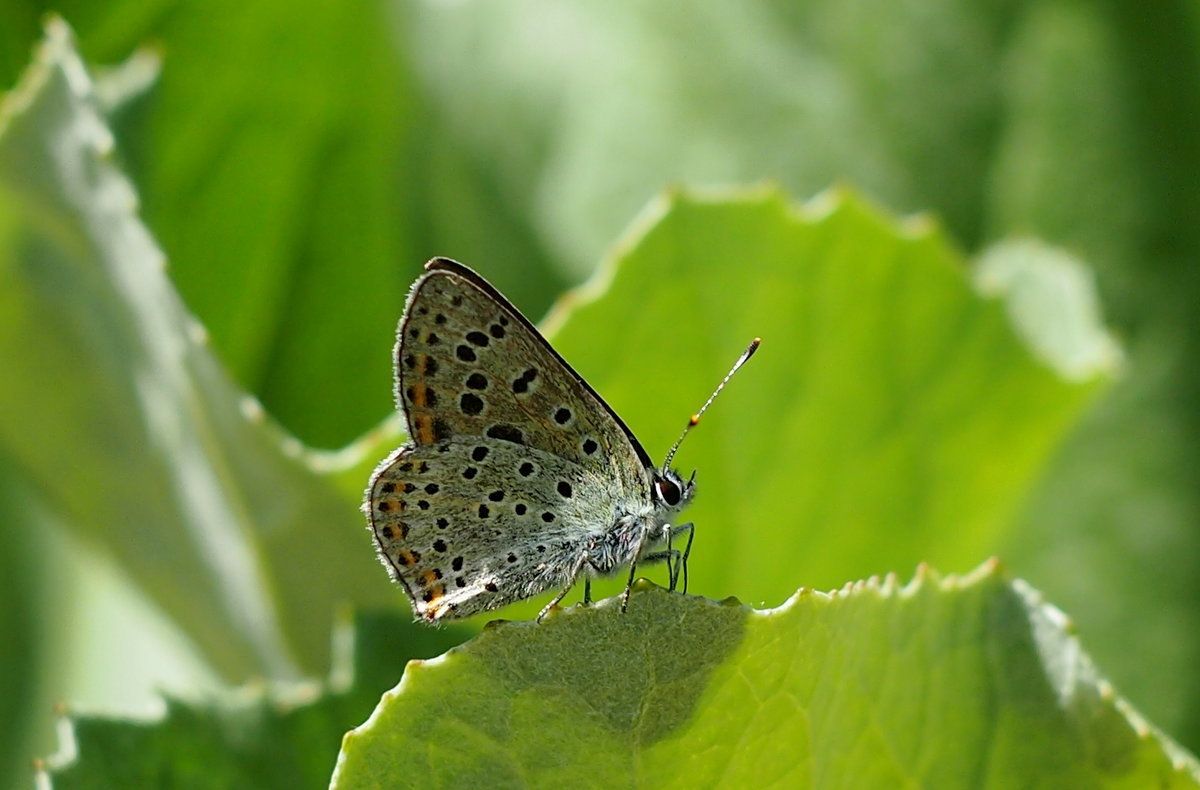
2, 1, 1200, 787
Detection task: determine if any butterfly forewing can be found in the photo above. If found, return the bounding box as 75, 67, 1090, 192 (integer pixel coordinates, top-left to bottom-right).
367, 261, 654, 620
394, 264, 643, 475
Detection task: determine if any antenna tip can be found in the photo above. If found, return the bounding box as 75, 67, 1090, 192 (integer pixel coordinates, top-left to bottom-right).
733, 337, 761, 369
689, 414, 700, 426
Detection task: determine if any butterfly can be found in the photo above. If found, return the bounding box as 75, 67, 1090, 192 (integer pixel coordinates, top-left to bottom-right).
365, 258, 757, 622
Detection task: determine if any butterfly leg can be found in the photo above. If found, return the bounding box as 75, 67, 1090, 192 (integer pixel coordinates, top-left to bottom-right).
642, 522, 695, 593
664, 522, 676, 589
641, 547, 678, 581
583, 577, 592, 605
538, 551, 589, 622
675, 522, 694, 594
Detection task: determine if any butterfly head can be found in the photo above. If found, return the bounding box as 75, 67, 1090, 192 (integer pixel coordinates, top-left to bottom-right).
652, 467, 696, 515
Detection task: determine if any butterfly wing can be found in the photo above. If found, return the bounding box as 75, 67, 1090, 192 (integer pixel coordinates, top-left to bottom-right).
366, 259, 655, 619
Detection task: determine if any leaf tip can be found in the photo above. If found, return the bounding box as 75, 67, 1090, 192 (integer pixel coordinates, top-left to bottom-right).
973, 239, 1123, 382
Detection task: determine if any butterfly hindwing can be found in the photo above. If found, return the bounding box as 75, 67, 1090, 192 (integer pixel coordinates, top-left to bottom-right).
368, 439, 626, 619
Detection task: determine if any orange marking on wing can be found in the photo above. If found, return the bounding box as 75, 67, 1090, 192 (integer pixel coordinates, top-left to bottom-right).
413, 413, 434, 444
422, 595, 448, 618
410, 381, 428, 408
397, 550, 418, 567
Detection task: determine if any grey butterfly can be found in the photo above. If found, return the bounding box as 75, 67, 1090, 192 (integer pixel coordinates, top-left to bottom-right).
365, 258, 757, 622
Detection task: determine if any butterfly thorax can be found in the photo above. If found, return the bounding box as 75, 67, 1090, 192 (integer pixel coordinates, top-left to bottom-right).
585, 466, 695, 574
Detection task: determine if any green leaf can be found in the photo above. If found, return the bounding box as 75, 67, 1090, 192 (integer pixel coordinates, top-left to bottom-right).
0, 19, 396, 678
0, 464, 56, 790
41, 610, 469, 790
334, 565, 1200, 789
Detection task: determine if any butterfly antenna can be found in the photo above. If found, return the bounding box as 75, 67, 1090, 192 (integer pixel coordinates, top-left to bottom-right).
662, 338, 761, 472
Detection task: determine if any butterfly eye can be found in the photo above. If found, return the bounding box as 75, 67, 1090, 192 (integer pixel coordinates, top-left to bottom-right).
655, 478, 681, 507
